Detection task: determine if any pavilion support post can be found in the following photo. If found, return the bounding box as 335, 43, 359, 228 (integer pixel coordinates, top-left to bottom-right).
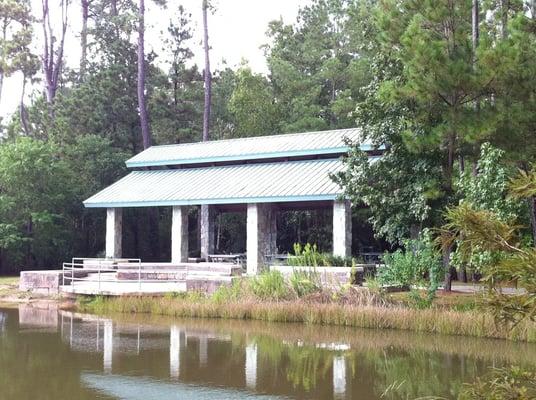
200, 204, 215, 260
105, 208, 122, 259
333, 200, 351, 258
247, 203, 277, 275
171, 206, 189, 263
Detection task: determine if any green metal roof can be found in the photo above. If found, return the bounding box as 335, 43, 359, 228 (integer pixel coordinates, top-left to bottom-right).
84, 159, 345, 208
125, 128, 368, 168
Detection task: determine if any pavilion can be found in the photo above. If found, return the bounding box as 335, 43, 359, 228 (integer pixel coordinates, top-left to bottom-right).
83, 128, 381, 275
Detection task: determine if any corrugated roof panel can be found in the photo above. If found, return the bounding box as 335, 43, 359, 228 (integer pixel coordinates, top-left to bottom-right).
125, 128, 370, 168
84, 159, 345, 208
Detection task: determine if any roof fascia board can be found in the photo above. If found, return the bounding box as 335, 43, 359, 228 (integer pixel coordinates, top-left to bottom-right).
84, 194, 341, 208
125, 145, 379, 168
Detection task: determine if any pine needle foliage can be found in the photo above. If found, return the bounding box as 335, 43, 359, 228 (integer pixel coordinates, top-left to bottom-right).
439, 198, 536, 329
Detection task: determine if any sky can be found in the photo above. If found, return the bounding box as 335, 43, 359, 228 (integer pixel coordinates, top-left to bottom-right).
0, 0, 310, 118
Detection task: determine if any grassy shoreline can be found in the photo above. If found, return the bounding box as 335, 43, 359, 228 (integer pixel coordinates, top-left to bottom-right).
77, 294, 536, 343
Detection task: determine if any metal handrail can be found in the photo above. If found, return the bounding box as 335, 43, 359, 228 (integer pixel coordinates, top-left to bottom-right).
62, 257, 185, 294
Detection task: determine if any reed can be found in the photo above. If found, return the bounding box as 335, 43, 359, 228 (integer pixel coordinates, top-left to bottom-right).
77, 294, 536, 343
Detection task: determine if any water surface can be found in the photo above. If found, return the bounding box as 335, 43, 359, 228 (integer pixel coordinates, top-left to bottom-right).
1, 305, 535, 400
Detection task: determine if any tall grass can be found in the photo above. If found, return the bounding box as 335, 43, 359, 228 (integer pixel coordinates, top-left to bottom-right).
77, 293, 536, 343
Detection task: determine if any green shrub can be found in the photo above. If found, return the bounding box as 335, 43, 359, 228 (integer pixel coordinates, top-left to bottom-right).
287, 243, 356, 267
289, 268, 321, 297
212, 278, 248, 303
379, 230, 443, 293
251, 270, 290, 301
458, 366, 536, 400
287, 243, 323, 267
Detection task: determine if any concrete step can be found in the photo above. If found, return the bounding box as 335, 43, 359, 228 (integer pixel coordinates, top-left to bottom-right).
116, 262, 188, 270
117, 270, 187, 281
187, 264, 243, 276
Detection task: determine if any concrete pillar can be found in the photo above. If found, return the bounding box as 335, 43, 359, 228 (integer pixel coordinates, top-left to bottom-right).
245, 343, 258, 390
247, 203, 277, 275
170, 325, 181, 380
200, 205, 215, 260
333, 200, 351, 257
171, 206, 189, 263
103, 320, 113, 373
333, 355, 346, 398
105, 208, 122, 259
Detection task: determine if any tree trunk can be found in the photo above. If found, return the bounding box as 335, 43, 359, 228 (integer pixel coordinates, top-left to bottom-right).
500, 0, 509, 39
41, 0, 68, 107
0, 71, 4, 106
472, 0, 479, 54
442, 134, 456, 291
529, 197, 536, 247
443, 245, 452, 291
25, 216, 33, 269
202, 0, 211, 142
80, 0, 89, 81
137, 0, 151, 149
20, 76, 30, 135
0, 20, 7, 104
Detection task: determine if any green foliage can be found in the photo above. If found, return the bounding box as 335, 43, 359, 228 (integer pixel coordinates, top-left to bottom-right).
379, 231, 443, 293
441, 192, 536, 328
264, 0, 374, 131
287, 243, 355, 267
458, 366, 536, 400
452, 143, 525, 273
250, 270, 290, 301
289, 268, 321, 297
211, 278, 249, 303
228, 66, 281, 137
457, 143, 523, 221
287, 243, 323, 267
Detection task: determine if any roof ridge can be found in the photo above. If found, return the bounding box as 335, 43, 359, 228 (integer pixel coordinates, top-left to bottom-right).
138, 127, 359, 151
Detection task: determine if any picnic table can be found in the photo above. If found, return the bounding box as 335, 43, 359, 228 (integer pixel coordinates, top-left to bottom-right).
207, 253, 246, 265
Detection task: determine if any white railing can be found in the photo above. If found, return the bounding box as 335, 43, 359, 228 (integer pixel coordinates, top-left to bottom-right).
63, 258, 143, 293
61, 258, 185, 294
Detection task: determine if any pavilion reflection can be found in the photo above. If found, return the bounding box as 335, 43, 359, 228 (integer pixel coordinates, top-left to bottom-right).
16, 306, 352, 399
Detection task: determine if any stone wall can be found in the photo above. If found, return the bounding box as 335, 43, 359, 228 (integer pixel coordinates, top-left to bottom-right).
19, 270, 63, 295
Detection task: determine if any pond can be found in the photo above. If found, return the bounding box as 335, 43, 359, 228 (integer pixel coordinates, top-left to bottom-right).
1, 305, 535, 400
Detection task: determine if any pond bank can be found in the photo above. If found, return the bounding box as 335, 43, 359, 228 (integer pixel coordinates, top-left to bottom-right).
77, 292, 536, 343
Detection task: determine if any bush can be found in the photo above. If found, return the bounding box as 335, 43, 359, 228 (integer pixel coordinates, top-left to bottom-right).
458, 366, 536, 400
250, 270, 291, 301
379, 230, 443, 293
287, 243, 323, 267
287, 243, 356, 267
211, 278, 249, 303
289, 268, 321, 297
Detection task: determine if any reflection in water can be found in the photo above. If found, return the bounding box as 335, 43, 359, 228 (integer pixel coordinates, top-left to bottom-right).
1, 305, 536, 400
82, 373, 287, 400
0, 311, 5, 333
245, 343, 258, 390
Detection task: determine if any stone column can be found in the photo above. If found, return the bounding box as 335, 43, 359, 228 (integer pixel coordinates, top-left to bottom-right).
245, 343, 258, 390
332, 200, 351, 257
170, 325, 181, 380
171, 206, 189, 263
333, 355, 346, 399
105, 208, 122, 259
103, 320, 113, 373
200, 205, 215, 260
247, 203, 277, 275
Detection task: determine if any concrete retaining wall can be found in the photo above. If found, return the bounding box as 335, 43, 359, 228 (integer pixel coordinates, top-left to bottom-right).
19, 270, 63, 295
270, 265, 365, 286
